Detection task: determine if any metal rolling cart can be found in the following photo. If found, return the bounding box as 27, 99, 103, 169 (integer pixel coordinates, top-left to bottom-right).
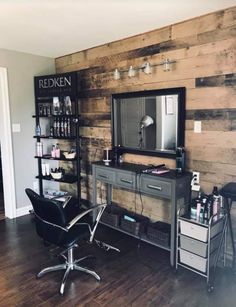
176, 207, 227, 292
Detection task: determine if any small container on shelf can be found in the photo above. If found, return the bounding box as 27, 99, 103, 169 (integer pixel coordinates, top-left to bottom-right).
63, 151, 76, 159
50, 167, 64, 180
100, 203, 123, 227
146, 221, 171, 247
50, 172, 62, 180
120, 211, 149, 236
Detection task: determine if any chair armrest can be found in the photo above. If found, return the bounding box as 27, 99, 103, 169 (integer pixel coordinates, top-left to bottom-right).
50, 195, 72, 208
66, 204, 107, 230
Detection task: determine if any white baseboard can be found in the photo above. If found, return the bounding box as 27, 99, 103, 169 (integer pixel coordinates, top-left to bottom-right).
16, 205, 32, 218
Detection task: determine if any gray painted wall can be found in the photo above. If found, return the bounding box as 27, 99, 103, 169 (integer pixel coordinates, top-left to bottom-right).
0, 49, 55, 209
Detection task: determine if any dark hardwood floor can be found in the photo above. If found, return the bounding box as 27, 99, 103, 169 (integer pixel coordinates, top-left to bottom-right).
0, 215, 235, 306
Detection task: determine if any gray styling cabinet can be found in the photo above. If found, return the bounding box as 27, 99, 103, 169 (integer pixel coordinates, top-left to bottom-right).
92, 162, 192, 266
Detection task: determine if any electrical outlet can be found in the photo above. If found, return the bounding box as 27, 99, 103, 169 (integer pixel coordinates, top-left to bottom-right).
192, 171, 200, 185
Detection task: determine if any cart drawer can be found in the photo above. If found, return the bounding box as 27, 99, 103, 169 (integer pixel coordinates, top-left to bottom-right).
179, 219, 224, 242
179, 249, 207, 273
139, 176, 171, 199
116, 171, 136, 190
96, 167, 115, 184
179, 249, 217, 273
180, 234, 221, 258
180, 220, 208, 242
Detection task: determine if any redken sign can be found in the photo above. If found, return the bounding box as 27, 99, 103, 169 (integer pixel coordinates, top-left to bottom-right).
34, 72, 77, 98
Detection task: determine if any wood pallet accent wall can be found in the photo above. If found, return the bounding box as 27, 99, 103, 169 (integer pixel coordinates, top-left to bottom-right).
56, 7, 236, 224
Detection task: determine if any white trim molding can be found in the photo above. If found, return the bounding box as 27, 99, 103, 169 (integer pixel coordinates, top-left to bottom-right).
16, 205, 32, 218
0, 67, 17, 218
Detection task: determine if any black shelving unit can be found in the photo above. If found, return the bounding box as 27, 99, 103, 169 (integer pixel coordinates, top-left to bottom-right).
34, 72, 81, 202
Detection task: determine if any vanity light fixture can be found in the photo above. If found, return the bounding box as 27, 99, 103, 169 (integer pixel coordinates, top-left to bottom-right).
113, 58, 176, 80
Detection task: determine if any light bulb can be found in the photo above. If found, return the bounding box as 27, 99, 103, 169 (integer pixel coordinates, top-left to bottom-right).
163, 58, 171, 72
128, 66, 135, 78
114, 68, 121, 80
143, 62, 152, 74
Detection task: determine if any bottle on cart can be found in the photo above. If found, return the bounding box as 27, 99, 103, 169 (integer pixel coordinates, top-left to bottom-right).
196, 199, 202, 222
207, 194, 213, 220
176, 147, 186, 173
202, 197, 208, 223
212, 186, 220, 218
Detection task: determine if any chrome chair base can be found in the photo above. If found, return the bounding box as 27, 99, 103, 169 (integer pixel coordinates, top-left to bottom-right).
37, 246, 100, 295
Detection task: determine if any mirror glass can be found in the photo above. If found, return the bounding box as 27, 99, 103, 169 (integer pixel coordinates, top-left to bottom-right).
112, 87, 185, 158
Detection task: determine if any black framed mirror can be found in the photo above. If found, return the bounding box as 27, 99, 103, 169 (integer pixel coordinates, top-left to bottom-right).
112, 87, 186, 158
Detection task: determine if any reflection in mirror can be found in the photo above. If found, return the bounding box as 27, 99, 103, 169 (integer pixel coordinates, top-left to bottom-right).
112, 88, 185, 158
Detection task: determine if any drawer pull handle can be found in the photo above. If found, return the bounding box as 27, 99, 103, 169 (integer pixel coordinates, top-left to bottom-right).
98, 174, 108, 179
120, 178, 133, 184
147, 184, 162, 191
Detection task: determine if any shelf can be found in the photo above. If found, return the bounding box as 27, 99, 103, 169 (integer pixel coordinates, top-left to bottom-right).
36, 174, 77, 183
34, 72, 81, 203
34, 155, 77, 161
99, 221, 171, 251
32, 114, 79, 118
33, 135, 76, 140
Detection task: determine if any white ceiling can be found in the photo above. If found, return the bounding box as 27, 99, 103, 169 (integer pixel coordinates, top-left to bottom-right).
0, 0, 235, 58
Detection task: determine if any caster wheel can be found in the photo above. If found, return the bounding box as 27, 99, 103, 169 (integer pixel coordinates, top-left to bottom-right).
173, 268, 178, 274
207, 285, 214, 293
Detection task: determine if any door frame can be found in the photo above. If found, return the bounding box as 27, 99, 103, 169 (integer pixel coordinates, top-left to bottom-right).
0, 67, 16, 218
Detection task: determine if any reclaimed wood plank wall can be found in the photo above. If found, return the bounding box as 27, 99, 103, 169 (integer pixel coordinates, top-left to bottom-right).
56, 7, 236, 224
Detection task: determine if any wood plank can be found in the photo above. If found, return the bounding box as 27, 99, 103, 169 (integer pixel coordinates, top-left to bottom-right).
196, 73, 236, 87
185, 130, 236, 148
187, 87, 236, 110
186, 109, 236, 121
77, 78, 195, 99
81, 114, 111, 128
172, 9, 225, 39
79, 97, 110, 114
187, 146, 236, 164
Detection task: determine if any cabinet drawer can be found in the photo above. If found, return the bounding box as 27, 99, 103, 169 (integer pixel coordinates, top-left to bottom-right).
116, 171, 136, 190
140, 176, 171, 198
180, 234, 221, 258
180, 219, 224, 242
96, 167, 115, 183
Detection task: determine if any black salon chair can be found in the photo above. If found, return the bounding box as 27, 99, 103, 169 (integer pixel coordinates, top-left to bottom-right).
25, 188, 106, 295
